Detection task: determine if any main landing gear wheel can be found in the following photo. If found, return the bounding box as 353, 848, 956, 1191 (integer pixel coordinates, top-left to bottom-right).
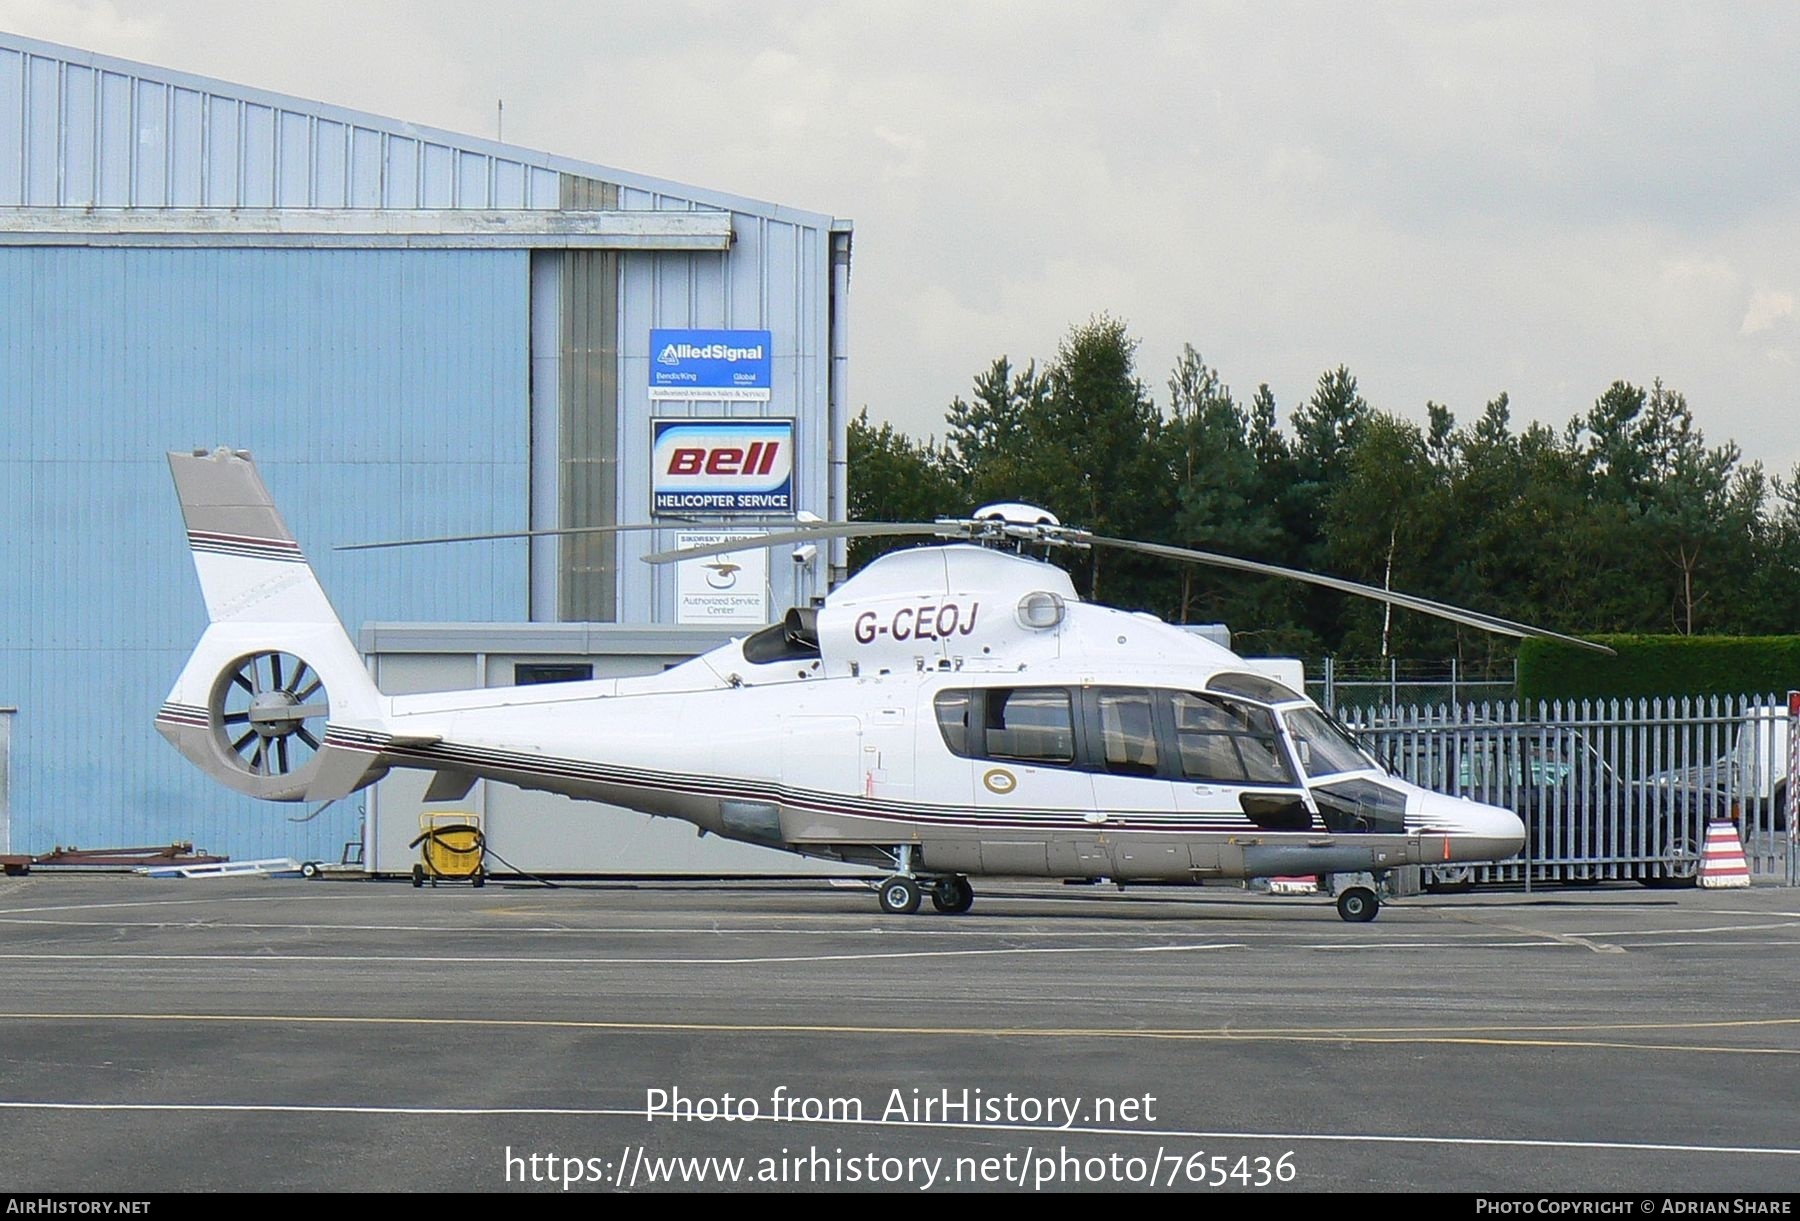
931, 876, 975, 914
877, 876, 922, 915
1336, 886, 1380, 923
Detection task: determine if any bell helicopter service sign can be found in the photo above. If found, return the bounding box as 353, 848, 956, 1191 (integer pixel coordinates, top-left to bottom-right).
649, 328, 772, 401
675, 530, 769, 625
652, 419, 793, 514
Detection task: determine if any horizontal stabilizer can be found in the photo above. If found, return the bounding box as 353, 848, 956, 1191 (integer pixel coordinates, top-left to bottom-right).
423, 770, 479, 803
389, 734, 444, 749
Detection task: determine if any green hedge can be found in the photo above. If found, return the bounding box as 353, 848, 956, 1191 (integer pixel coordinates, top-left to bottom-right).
1517, 634, 1800, 703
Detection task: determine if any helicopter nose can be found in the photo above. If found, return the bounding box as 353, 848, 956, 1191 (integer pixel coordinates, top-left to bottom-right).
1417, 792, 1526, 863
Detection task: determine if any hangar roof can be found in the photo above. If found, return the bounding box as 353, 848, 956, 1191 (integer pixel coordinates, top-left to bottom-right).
0, 30, 841, 230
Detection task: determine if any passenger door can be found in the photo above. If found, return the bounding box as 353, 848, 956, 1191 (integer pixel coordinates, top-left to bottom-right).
920, 687, 975, 810
1167, 690, 1312, 872
969, 686, 1091, 816
1082, 687, 1187, 878
970, 686, 1091, 874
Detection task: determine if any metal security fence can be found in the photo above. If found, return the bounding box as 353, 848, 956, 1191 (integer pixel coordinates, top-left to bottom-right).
1344, 695, 1795, 887
1310, 657, 1517, 713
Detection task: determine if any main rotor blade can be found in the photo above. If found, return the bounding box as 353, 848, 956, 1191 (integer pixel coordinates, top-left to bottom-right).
1091, 536, 1616, 655
642, 522, 956, 564
336, 520, 806, 552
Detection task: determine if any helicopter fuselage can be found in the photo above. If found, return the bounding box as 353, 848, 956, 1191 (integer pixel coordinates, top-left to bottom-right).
154, 451, 1525, 920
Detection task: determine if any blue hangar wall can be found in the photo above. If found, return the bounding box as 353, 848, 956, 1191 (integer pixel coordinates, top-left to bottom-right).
0, 32, 850, 863
0, 247, 530, 861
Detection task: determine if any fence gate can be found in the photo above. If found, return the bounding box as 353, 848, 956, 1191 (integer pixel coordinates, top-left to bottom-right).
1345, 695, 1792, 886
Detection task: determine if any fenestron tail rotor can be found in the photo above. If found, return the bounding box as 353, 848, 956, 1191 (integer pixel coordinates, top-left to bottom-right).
213, 651, 330, 779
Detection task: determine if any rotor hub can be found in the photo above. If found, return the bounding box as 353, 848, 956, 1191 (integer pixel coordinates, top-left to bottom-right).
247, 690, 303, 739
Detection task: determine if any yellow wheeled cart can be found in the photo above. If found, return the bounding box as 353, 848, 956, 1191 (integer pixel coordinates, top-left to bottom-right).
409, 811, 487, 888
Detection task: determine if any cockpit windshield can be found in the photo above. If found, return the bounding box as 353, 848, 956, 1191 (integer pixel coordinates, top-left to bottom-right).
1282, 707, 1382, 779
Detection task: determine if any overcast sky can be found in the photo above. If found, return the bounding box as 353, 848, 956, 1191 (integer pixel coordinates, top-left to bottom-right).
8, 0, 1799, 475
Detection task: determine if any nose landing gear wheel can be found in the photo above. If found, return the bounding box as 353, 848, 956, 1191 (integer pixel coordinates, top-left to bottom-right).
931, 876, 975, 914
878, 876, 922, 915
1336, 886, 1379, 922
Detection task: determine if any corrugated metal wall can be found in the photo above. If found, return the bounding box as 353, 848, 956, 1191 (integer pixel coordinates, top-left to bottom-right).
0, 38, 560, 209
0, 247, 530, 860
557, 175, 621, 622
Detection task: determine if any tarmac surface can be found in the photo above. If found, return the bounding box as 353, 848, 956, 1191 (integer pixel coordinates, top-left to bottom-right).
0, 873, 1797, 1193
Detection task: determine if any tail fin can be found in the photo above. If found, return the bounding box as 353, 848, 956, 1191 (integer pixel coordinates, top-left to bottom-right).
168, 446, 341, 626
157, 448, 389, 802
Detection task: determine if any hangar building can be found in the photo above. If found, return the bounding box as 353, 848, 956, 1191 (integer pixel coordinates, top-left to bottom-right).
0, 32, 852, 872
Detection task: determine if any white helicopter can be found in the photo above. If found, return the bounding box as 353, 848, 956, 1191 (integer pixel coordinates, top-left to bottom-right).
156, 448, 1606, 922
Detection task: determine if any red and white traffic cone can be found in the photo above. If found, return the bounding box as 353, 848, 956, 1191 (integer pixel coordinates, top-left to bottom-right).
1697, 819, 1751, 889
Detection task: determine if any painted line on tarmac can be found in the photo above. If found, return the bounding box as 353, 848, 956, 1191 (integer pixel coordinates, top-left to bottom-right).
1618, 938, 1800, 948
0, 915, 1530, 941
1577, 920, 1800, 938
1308, 939, 1599, 951
0, 942, 1246, 967
2, 1011, 1797, 1056
0, 896, 317, 917
0, 1100, 1795, 1160
0, 938, 1579, 962
1433, 914, 1625, 954
0, 916, 1293, 937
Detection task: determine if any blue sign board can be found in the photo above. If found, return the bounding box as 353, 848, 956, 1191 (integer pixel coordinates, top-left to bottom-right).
649, 329, 772, 401
652, 419, 794, 514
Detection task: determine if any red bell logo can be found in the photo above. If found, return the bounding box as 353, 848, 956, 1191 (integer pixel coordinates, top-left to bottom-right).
666, 442, 782, 477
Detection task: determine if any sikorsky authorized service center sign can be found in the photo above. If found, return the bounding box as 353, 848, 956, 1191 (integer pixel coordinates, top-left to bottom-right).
651, 419, 794, 514
675, 531, 769, 625
649, 329, 772, 401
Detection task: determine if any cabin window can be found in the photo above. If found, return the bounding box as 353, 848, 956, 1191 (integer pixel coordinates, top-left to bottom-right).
1169, 692, 1293, 784
1205, 671, 1304, 705
934, 689, 973, 757
1096, 689, 1159, 776
982, 687, 1075, 764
